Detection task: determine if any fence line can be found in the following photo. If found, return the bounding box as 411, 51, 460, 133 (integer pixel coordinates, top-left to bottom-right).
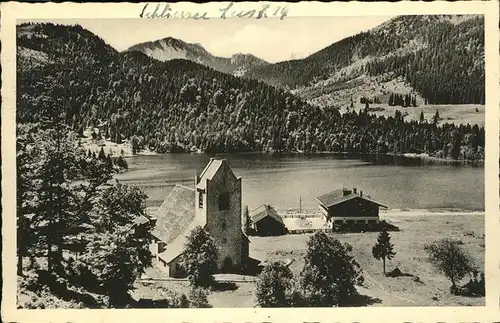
138, 277, 257, 283
279, 214, 322, 219
287, 228, 334, 234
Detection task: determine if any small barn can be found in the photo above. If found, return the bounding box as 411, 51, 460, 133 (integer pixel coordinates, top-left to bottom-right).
250, 204, 287, 236
315, 187, 387, 229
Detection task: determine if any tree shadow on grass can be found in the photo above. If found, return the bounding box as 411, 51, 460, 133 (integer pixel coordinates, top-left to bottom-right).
134, 298, 188, 308
243, 257, 264, 276
212, 281, 238, 292
344, 293, 382, 307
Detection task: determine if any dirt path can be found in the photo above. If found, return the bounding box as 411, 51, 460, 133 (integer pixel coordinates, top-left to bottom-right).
358, 271, 418, 306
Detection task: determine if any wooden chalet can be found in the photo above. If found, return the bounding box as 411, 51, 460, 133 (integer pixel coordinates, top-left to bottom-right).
315, 187, 387, 229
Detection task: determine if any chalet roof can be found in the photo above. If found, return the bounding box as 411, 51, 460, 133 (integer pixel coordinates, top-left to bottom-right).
250, 204, 284, 225
153, 184, 207, 264
315, 188, 352, 206
316, 189, 387, 209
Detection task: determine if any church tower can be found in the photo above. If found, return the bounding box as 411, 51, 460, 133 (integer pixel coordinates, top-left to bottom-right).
195, 158, 249, 273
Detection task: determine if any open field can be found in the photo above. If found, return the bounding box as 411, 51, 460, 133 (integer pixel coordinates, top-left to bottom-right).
134, 212, 484, 307
340, 104, 485, 128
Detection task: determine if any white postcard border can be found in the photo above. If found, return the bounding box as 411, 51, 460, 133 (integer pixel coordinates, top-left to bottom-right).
2, 1, 499, 322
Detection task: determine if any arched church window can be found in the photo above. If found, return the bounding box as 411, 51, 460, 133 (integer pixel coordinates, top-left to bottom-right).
218, 192, 230, 210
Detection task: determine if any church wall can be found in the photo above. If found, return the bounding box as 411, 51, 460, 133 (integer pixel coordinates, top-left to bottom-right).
203, 166, 245, 273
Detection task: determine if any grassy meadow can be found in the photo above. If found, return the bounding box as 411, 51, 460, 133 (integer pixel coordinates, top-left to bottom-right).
134, 212, 484, 307
340, 104, 485, 128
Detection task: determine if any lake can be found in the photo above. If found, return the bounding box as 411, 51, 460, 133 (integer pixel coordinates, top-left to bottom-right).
115, 153, 484, 212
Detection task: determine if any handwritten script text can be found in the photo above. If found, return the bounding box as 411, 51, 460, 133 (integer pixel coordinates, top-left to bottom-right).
140, 2, 290, 20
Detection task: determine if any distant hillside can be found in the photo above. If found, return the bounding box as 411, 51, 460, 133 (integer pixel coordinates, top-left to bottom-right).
16, 23, 333, 154
126, 37, 268, 76
17, 22, 484, 161
245, 15, 484, 107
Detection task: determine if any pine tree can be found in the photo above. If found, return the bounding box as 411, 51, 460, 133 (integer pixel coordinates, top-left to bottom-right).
106, 153, 114, 169
16, 124, 43, 275
419, 110, 425, 123
372, 228, 396, 275
433, 110, 440, 124
98, 146, 106, 160
76, 182, 153, 304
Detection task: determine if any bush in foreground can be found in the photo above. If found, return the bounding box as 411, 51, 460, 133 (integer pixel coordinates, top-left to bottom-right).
188, 287, 212, 308
424, 238, 475, 294
255, 261, 294, 307
462, 270, 485, 296
300, 231, 363, 307
181, 226, 219, 289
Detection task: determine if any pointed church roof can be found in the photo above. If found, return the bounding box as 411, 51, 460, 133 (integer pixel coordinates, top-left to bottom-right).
196, 158, 234, 190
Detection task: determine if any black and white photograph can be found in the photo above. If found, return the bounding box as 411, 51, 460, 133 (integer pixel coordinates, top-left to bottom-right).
2, 1, 498, 319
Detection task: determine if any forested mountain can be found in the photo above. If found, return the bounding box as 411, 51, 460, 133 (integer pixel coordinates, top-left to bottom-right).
17, 23, 484, 161
126, 37, 268, 76
245, 15, 484, 107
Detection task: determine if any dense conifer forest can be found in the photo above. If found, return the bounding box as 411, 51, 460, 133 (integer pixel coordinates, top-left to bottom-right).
17, 22, 484, 161
246, 15, 484, 105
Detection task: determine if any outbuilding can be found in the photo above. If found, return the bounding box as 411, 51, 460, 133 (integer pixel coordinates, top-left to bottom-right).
250, 204, 287, 236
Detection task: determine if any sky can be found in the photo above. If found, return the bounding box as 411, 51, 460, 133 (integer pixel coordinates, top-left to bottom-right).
27, 16, 394, 63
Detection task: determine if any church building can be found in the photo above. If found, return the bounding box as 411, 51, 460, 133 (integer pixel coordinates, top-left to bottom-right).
149, 158, 250, 277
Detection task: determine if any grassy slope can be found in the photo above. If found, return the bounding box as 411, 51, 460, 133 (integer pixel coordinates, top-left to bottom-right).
341, 103, 485, 128
133, 213, 484, 307
251, 16, 483, 114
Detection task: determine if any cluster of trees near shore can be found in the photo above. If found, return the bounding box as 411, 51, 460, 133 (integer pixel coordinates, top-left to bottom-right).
17, 23, 484, 161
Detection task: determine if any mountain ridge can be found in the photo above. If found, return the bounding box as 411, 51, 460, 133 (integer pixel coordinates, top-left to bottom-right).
126, 36, 269, 76
16, 21, 484, 161
244, 14, 484, 107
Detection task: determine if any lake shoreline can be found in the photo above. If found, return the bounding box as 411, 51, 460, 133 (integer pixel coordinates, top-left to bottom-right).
83, 137, 483, 166
145, 205, 484, 218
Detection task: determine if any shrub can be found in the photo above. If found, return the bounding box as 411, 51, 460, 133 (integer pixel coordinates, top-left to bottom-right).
152, 286, 190, 308
181, 226, 219, 288
424, 238, 475, 294
299, 231, 363, 307
255, 261, 294, 307
188, 287, 212, 308
462, 270, 485, 296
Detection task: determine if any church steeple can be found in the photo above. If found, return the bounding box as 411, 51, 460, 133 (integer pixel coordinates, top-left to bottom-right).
194, 158, 246, 273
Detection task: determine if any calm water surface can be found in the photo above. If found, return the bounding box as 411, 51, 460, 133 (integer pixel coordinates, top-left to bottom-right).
115, 154, 484, 211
